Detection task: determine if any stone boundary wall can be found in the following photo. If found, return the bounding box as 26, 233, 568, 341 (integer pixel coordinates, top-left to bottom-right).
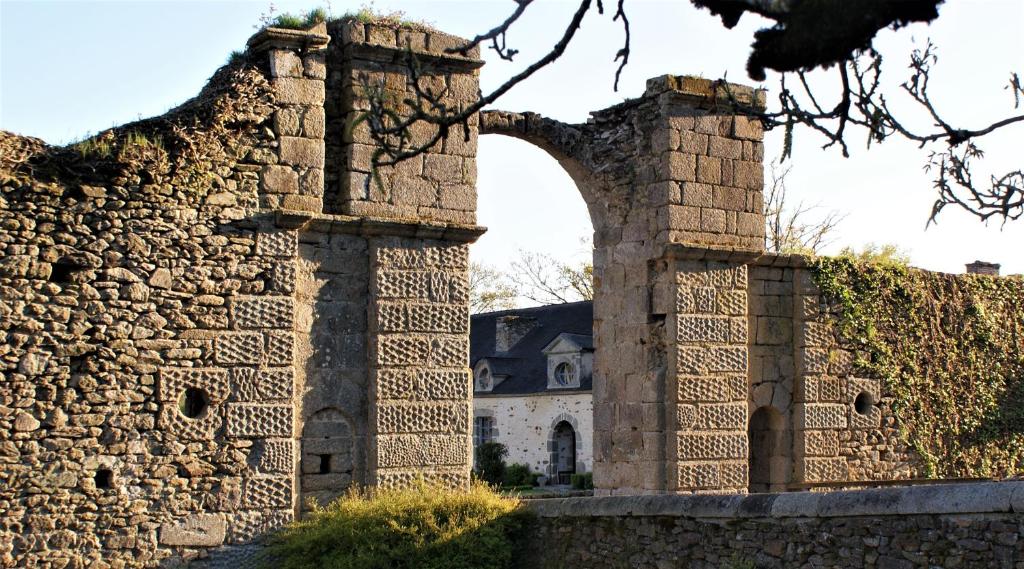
520, 481, 1024, 568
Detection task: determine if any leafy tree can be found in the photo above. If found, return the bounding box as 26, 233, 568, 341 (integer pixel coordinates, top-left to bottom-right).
838, 243, 912, 267
475, 442, 508, 486
470, 262, 517, 314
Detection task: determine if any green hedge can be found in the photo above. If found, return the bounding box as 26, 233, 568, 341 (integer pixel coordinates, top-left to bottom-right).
810, 257, 1024, 477
263, 482, 533, 569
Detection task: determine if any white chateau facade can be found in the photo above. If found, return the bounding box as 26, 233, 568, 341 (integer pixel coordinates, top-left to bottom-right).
470, 302, 594, 483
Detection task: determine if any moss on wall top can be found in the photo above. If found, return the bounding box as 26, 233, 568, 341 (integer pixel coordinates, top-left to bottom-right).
811, 257, 1024, 478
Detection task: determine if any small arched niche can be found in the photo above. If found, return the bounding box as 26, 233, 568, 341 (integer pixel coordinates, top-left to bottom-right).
300, 408, 354, 511
747, 406, 790, 493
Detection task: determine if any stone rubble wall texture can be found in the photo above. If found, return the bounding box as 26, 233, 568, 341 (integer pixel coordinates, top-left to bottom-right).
519, 481, 1024, 569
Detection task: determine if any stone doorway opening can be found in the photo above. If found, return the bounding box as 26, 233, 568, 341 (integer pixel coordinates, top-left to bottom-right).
748, 406, 790, 493
552, 420, 577, 485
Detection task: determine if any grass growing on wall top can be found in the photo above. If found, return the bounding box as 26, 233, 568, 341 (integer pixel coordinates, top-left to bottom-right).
263, 6, 433, 31
810, 256, 1024, 478
263, 482, 532, 569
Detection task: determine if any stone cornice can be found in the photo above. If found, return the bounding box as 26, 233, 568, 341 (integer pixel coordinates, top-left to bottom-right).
273, 209, 486, 242
247, 27, 331, 53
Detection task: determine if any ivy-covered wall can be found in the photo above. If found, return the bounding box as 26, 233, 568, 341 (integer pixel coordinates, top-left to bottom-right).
808, 258, 1024, 479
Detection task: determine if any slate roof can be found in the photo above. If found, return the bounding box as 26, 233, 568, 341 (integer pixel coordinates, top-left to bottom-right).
470, 301, 593, 395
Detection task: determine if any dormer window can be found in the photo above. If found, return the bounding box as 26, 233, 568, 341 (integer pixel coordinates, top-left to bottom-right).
475, 364, 493, 392
542, 332, 591, 390
554, 362, 575, 386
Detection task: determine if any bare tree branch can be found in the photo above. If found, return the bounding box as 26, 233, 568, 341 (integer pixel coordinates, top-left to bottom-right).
763, 162, 845, 254
352, 1, 1022, 224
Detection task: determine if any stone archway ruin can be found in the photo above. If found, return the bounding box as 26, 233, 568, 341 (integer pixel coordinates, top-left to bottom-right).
4, 15, 900, 566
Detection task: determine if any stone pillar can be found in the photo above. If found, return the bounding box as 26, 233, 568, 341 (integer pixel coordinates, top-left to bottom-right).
652, 77, 765, 494
320, 21, 483, 488
367, 237, 473, 487
612, 76, 767, 494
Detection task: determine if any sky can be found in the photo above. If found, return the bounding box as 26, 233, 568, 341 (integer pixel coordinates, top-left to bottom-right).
2, 0, 1022, 281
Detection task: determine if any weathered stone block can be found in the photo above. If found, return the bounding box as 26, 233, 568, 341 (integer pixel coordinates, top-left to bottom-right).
712, 186, 746, 211
215, 333, 264, 366
799, 456, 848, 483
700, 208, 726, 233
376, 434, 469, 468
376, 369, 471, 401
244, 476, 291, 508
159, 514, 226, 546
279, 137, 325, 168
248, 439, 294, 473
677, 462, 719, 489
666, 152, 696, 181
160, 368, 230, 403
708, 136, 742, 160
696, 155, 722, 184
795, 403, 847, 430
226, 404, 293, 437
795, 429, 839, 457
272, 77, 325, 105
269, 50, 303, 78
232, 296, 294, 329
256, 230, 298, 257
677, 432, 747, 460
693, 403, 747, 430
734, 160, 763, 190
266, 331, 294, 366
261, 165, 299, 194
423, 154, 463, 184
375, 401, 469, 434
677, 315, 730, 343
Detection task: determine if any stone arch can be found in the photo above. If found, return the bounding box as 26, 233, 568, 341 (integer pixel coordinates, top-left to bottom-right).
747, 406, 790, 493
300, 407, 355, 512
480, 111, 609, 231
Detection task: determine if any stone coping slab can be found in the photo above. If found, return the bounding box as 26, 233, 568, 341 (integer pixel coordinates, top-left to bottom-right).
273, 209, 486, 242
526, 481, 1024, 519
248, 27, 331, 53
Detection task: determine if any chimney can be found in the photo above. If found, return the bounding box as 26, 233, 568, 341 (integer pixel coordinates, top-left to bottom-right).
966, 260, 1000, 276
495, 316, 536, 353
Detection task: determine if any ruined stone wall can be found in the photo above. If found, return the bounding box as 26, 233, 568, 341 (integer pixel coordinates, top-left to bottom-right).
519, 481, 1024, 568
0, 20, 481, 567
0, 55, 301, 565
791, 262, 927, 486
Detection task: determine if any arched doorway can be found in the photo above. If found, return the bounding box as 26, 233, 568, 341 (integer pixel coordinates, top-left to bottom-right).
747, 406, 789, 493
300, 408, 354, 512
552, 421, 577, 485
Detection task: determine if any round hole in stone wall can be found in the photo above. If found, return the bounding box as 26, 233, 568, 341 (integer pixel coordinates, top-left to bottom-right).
854, 392, 875, 415
94, 468, 113, 489
178, 388, 209, 419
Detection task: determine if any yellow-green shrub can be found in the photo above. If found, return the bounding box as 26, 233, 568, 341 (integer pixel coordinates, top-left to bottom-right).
262, 482, 532, 569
